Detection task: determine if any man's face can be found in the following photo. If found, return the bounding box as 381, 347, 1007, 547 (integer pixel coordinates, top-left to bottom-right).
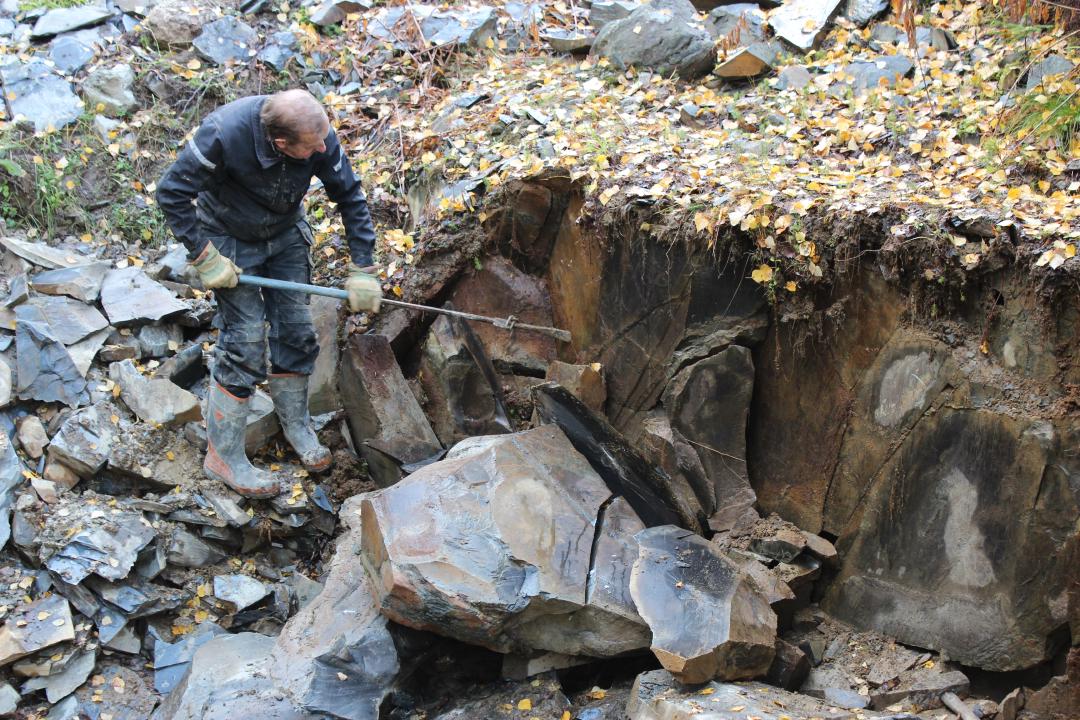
274, 126, 329, 160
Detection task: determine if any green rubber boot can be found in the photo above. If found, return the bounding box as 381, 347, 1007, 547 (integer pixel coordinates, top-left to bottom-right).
204, 383, 281, 499
268, 373, 332, 473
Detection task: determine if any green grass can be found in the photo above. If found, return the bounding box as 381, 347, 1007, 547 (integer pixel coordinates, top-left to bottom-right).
17, 0, 85, 11
1007, 84, 1080, 149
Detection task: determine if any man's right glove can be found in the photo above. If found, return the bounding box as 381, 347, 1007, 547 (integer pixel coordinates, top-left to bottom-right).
192, 243, 240, 289
345, 264, 381, 313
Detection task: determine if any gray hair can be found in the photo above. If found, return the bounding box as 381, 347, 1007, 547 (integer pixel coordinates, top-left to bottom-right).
260, 89, 329, 143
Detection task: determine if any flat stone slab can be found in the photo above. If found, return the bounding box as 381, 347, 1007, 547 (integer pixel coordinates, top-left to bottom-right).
15, 296, 108, 346
213, 574, 268, 611
101, 267, 188, 326
0, 594, 75, 667
0, 236, 85, 270
591, 0, 716, 79
193, 16, 258, 65
31, 3, 112, 39
110, 359, 201, 427
769, 0, 843, 50
31, 262, 110, 303
0, 61, 82, 132
15, 319, 89, 407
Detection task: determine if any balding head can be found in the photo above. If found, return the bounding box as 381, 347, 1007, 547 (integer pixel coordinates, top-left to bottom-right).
261, 89, 331, 159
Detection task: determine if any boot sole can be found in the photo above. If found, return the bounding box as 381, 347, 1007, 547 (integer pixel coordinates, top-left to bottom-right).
204, 466, 281, 500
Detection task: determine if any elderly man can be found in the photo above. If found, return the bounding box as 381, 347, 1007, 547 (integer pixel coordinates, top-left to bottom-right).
157, 89, 381, 498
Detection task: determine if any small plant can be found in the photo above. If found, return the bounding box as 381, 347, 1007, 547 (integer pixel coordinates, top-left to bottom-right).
1004, 73, 1080, 149
17, 0, 83, 11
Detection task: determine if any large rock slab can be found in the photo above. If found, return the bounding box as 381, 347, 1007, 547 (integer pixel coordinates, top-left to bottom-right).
110, 359, 201, 427
307, 295, 340, 415
591, 0, 716, 79
631, 526, 776, 683
15, 318, 89, 407
662, 347, 757, 529
339, 333, 442, 487
15, 295, 108, 346
31, 3, 112, 39
360, 425, 651, 656
100, 267, 188, 326
193, 16, 257, 65
824, 408, 1078, 671
0, 594, 74, 667
769, 0, 843, 50
48, 404, 116, 477
30, 262, 110, 303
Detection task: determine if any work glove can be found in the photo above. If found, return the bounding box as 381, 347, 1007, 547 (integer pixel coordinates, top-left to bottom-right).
345, 264, 381, 314
192, 242, 240, 290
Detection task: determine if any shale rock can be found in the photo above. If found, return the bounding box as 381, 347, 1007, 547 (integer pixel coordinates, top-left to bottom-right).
769, 0, 843, 50
630, 526, 776, 683
100, 267, 188, 326
110, 359, 201, 427
591, 0, 715, 79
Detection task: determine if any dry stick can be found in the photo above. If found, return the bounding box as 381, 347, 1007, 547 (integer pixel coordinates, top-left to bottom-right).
941, 692, 979, 720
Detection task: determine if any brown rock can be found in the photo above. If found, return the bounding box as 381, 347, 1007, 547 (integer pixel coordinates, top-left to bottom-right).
545, 361, 606, 413
16, 416, 48, 459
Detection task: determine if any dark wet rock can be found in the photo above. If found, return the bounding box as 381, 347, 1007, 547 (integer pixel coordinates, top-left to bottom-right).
869, 666, 970, 711
361, 425, 651, 657
715, 41, 779, 79
631, 526, 776, 683
271, 519, 397, 720
15, 294, 108, 347
767, 638, 811, 690
418, 314, 511, 446
628, 669, 916, 719
31, 648, 96, 703
706, 2, 765, 41
84, 575, 186, 617
339, 333, 442, 487
154, 632, 318, 719
100, 267, 188, 326
545, 361, 606, 413
15, 319, 89, 407
49, 34, 96, 74
201, 489, 250, 528
534, 383, 698, 531
748, 526, 807, 563
3, 274, 27, 307
152, 622, 227, 694
843, 0, 888, 26
193, 16, 257, 65
769, 0, 842, 50
589, 0, 638, 29
30, 3, 112, 39
636, 412, 712, 521
47, 404, 114, 477
110, 359, 201, 427
82, 63, 137, 115
1026, 54, 1074, 90
257, 30, 299, 71
662, 346, 756, 527
431, 673, 571, 719
45, 512, 156, 584
542, 27, 594, 53
446, 255, 557, 375
166, 527, 226, 568
30, 262, 110, 303
214, 574, 268, 611
0, 594, 74, 667
591, 0, 715, 79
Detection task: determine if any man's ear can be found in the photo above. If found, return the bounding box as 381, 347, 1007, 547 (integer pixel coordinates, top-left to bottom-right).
272, 137, 287, 151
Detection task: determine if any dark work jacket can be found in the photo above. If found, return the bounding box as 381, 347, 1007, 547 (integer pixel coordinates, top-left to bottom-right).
156, 95, 375, 265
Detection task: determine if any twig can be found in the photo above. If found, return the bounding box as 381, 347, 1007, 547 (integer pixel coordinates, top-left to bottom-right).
941, 692, 979, 720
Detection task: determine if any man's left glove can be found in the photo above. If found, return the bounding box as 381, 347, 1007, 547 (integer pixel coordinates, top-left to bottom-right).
345, 264, 381, 313
192, 242, 241, 289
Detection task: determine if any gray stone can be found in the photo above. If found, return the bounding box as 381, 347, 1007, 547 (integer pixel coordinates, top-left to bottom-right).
631, 526, 776, 683
45, 512, 156, 584
30, 262, 110, 303
546, 361, 606, 413
842, 55, 914, 93
307, 295, 340, 415
142, 0, 218, 46
152, 622, 227, 694
0, 432, 23, 549
67, 327, 109, 378
48, 34, 96, 74
30, 4, 112, 39
271, 523, 397, 719
0, 60, 81, 132
431, 675, 571, 718
714, 41, 778, 79
47, 696, 79, 720
769, 0, 843, 50
166, 527, 225, 568
202, 489, 250, 528
3, 274, 27, 307
73, 664, 157, 719
104, 624, 141, 653
826, 687, 870, 709
15, 295, 108, 346
242, 388, 281, 455
193, 16, 257, 65
100, 267, 188, 326
0, 683, 16, 714
0, 594, 74, 667
109, 359, 201, 427
362, 425, 651, 657
843, 0, 887, 26
706, 3, 765, 42
15, 319, 89, 407
41, 649, 96, 703
308, 0, 366, 26
422, 6, 496, 47
662, 346, 757, 527
339, 333, 442, 487
0, 356, 10, 408
256, 32, 298, 72
591, 0, 716, 79
0, 237, 83, 271
776, 64, 812, 90
83, 63, 137, 115
213, 574, 268, 611
543, 28, 595, 53
1027, 54, 1074, 90
114, 0, 159, 15
766, 638, 810, 690
16, 416, 48, 459
589, 0, 638, 29
870, 667, 970, 710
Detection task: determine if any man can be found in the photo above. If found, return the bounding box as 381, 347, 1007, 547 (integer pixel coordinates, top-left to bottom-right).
157, 89, 381, 499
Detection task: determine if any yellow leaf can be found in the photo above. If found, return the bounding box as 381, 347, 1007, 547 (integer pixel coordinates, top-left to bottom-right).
698, 687, 716, 695
517, 699, 532, 711
784, 281, 797, 292
187, 59, 201, 70
693, 211, 712, 233
194, 609, 209, 623
750, 264, 773, 284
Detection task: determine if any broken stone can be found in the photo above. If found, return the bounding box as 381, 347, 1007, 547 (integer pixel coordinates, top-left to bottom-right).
31, 478, 58, 503
767, 638, 811, 690
631, 525, 776, 683
0, 594, 74, 667
104, 624, 141, 653
637, 411, 714, 519
152, 622, 227, 694
749, 526, 808, 563
30, 262, 110, 303
1026, 53, 1074, 90
40, 648, 96, 703
714, 41, 778, 79
100, 267, 188, 326
66, 327, 110, 378
1000, 687, 1024, 720
3, 274, 27, 307
422, 6, 496, 46
201, 489, 250, 528
0, 356, 10, 409
0, 683, 16, 714
0, 236, 82, 271
768, 0, 843, 50
843, 0, 888, 26
589, 0, 638, 29
0, 432, 23, 548
45, 512, 156, 584
110, 359, 201, 427
339, 333, 442, 485
869, 666, 970, 711
801, 531, 838, 564
256, 30, 298, 71
706, 2, 765, 41
136, 323, 182, 358
534, 383, 698, 531
15, 319, 89, 408
591, 0, 716, 79
193, 16, 257, 65
84, 575, 185, 618
213, 574, 268, 611
308, 0, 367, 26
30, 3, 112, 39
166, 527, 226, 568
72, 664, 156, 718
142, 0, 218, 46
47, 404, 115, 477
543, 27, 595, 53
545, 361, 606, 413
362, 425, 651, 657
82, 63, 137, 115
15, 295, 109, 346
841, 55, 914, 94
866, 642, 923, 687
